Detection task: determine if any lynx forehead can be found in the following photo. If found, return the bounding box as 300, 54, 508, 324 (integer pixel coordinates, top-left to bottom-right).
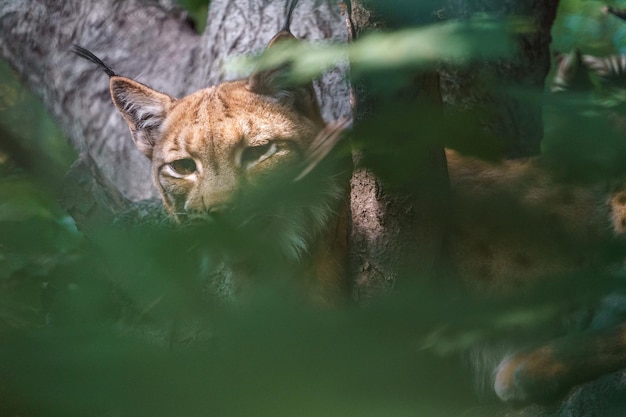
155, 83, 322, 164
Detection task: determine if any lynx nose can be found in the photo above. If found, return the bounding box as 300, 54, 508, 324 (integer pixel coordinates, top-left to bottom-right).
185, 187, 234, 221
205, 203, 230, 216
185, 201, 231, 222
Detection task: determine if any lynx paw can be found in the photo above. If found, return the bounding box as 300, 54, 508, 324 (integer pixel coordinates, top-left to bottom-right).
493, 351, 564, 405
494, 355, 533, 404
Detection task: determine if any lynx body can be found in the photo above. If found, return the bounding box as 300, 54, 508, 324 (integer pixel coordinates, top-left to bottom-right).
73, 7, 626, 409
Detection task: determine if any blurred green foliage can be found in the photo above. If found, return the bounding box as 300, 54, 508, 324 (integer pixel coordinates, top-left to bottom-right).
543, 1, 626, 182
1, 1, 626, 416
238, 14, 527, 84
0, 60, 79, 332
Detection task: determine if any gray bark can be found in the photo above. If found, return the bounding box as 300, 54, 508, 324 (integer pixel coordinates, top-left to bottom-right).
0, 0, 194, 199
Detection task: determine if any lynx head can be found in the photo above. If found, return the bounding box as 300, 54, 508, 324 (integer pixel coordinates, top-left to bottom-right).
73, 30, 346, 227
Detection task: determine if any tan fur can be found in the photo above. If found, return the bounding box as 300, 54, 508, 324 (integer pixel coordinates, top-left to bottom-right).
446, 149, 612, 293
112, 78, 323, 217
446, 149, 626, 404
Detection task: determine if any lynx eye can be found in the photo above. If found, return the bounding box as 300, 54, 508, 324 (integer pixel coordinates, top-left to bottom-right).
168, 158, 197, 176
241, 142, 278, 168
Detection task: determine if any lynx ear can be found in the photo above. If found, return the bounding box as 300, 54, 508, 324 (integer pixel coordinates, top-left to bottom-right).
109, 77, 174, 159
247, 32, 322, 122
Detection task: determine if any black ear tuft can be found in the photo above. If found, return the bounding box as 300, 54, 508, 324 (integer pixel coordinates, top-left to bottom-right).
247, 0, 301, 95
71, 45, 117, 77
282, 0, 299, 33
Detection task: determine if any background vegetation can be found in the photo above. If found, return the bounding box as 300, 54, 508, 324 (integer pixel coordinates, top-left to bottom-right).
1, 1, 626, 416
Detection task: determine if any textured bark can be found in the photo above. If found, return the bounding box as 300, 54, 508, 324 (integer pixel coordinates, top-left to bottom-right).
440, 0, 560, 157
0, 0, 196, 200
346, 1, 451, 300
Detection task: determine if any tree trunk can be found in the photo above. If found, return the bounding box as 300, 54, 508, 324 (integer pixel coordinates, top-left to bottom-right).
345, 1, 451, 300
441, 0, 560, 157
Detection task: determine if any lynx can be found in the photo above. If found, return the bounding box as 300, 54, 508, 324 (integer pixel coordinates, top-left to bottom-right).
74, 1, 626, 409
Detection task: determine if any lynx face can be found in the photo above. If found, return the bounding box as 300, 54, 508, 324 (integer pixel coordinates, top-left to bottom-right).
102, 32, 349, 266
110, 76, 327, 222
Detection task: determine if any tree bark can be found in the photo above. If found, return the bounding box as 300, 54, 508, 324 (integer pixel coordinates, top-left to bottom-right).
441, 0, 560, 157
345, 1, 451, 300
